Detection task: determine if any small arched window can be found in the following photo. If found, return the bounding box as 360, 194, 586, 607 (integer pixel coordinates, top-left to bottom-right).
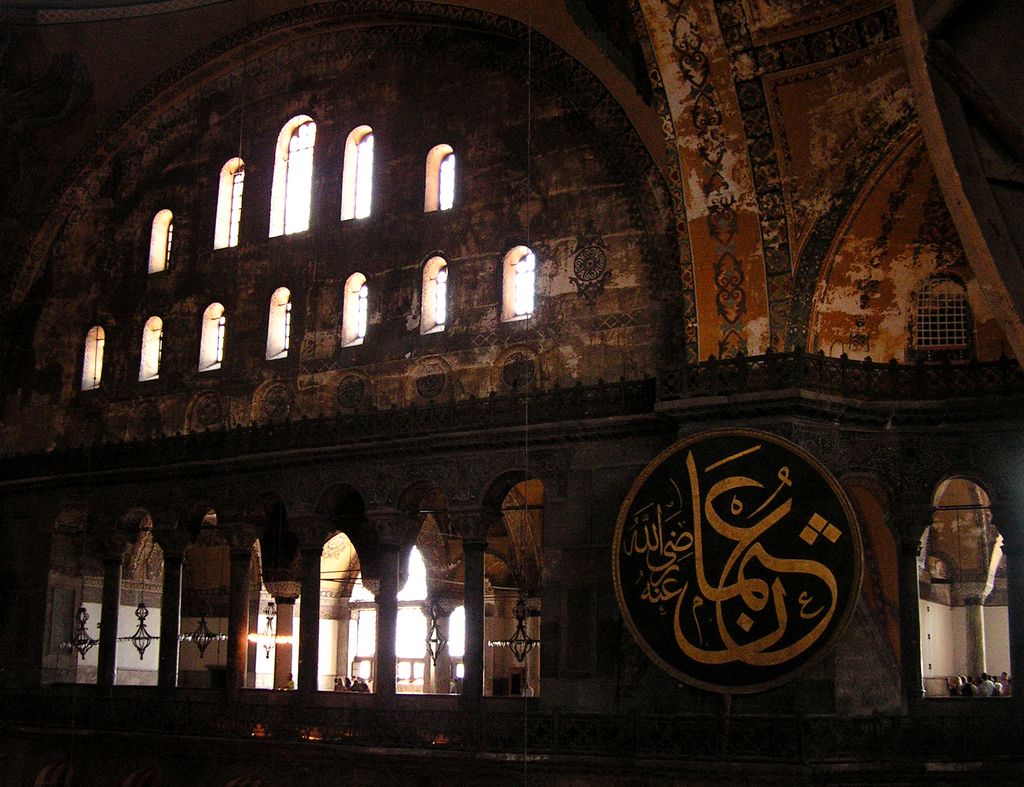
341, 126, 374, 220
914, 277, 971, 358
269, 116, 316, 238
501, 246, 536, 322
214, 157, 245, 249
421, 256, 448, 334
341, 273, 368, 347
424, 144, 455, 212
198, 302, 226, 372
266, 287, 293, 360
148, 209, 174, 273
138, 316, 164, 382
81, 325, 105, 391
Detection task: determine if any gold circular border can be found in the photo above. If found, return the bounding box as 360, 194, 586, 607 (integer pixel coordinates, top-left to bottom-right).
612, 427, 863, 694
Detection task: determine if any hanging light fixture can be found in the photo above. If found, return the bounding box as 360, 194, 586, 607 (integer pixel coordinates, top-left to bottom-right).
180, 601, 227, 658
260, 600, 277, 659
69, 605, 99, 659
424, 598, 448, 665
119, 601, 157, 660
488, 596, 538, 663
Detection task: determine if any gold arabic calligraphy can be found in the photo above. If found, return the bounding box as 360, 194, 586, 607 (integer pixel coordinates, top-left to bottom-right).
622, 444, 840, 667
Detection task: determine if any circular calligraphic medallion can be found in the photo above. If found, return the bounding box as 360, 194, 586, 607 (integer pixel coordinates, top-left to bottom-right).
613, 429, 862, 693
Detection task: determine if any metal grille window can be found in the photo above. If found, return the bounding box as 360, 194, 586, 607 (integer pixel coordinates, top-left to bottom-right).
915, 281, 968, 350
229, 168, 244, 246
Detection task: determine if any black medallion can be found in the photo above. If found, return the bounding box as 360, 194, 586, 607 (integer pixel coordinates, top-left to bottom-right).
613, 429, 862, 693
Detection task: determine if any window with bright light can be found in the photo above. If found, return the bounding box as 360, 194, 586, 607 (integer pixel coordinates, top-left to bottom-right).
198, 302, 226, 371
501, 246, 536, 322
214, 157, 244, 249
341, 272, 368, 347
265, 287, 292, 360
81, 325, 105, 391
341, 126, 374, 220
269, 115, 316, 237
148, 209, 173, 273
421, 256, 448, 334
138, 316, 163, 381
424, 144, 455, 212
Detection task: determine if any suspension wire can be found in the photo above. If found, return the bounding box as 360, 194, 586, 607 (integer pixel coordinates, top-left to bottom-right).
237, 0, 252, 162
523, 3, 533, 783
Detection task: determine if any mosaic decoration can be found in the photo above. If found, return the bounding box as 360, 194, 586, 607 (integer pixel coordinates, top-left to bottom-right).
669, 5, 747, 357
501, 351, 538, 390
188, 392, 223, 431
855, 142, 923, 310
915, 175, 967, 272
710, 0, 900, 348
254, 383, 290, 423
613, 428, 862, 693
415, 360, 449, 401
336, 374, 365, 410
569, 222, 612, 306
627, 0, 699, 363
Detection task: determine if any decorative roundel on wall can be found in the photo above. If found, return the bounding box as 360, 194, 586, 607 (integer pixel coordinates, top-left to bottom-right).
612, 428, 862, 694
336, 374, 366, 410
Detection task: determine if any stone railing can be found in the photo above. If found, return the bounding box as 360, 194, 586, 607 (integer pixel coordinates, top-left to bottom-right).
0, 687, 1018, 765
660, 350, 1024, 401
0, 377, 656, 481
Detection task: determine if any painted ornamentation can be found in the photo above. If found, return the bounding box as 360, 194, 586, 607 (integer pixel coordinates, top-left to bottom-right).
569, 222, 612, 306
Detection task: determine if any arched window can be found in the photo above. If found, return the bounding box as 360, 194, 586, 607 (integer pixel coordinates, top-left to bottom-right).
214, 157, 245, 249
269, 116, 316, 237
424, 144, 455, 212
265, 287, 292, 360
341, 273, 368, 347
421, 256, 448, 334
138, 316, 163, 381
198, 303, 226, 372
81, 325, 105, 391
148, 209, 174, 273
340, 126, 374, 220
501, 246, 536, 322
914, 277, 971, 359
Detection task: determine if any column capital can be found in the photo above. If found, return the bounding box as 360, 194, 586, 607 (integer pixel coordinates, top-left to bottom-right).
365, 505, 416, 546
292, 515, 333, 551
224, 522, 260, 556
448, 506, 503, 544
891, 501, 934, 546
152, 523, 192, 557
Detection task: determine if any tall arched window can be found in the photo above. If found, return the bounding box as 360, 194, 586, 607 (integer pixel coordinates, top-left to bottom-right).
421, 256, 448, 334
214, 157, 245, 249
81, 325, 105, 391
501, 246, 536, 322
341, 273, 368, 347
914, 277, 971, 358
148, 209, 174, 273
138, 316, 163, 382
198, 303, 226, 372
424, 144, 455, 212
340, 126, 374, 220
269, 116, 316, 237
266, 287, 292, 360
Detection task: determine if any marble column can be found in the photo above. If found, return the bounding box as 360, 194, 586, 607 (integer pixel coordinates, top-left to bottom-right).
1000, 528, 1024, 706
226, 546, 252, 694
896, 504, 931, 707
298, 544, 324, 696
273, 597, 296, 690
462, 539, 486, 703
374, 543, 399, 698
957, 582, 990, 676
157, 550, 184, 688
96, 554, 123, 688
